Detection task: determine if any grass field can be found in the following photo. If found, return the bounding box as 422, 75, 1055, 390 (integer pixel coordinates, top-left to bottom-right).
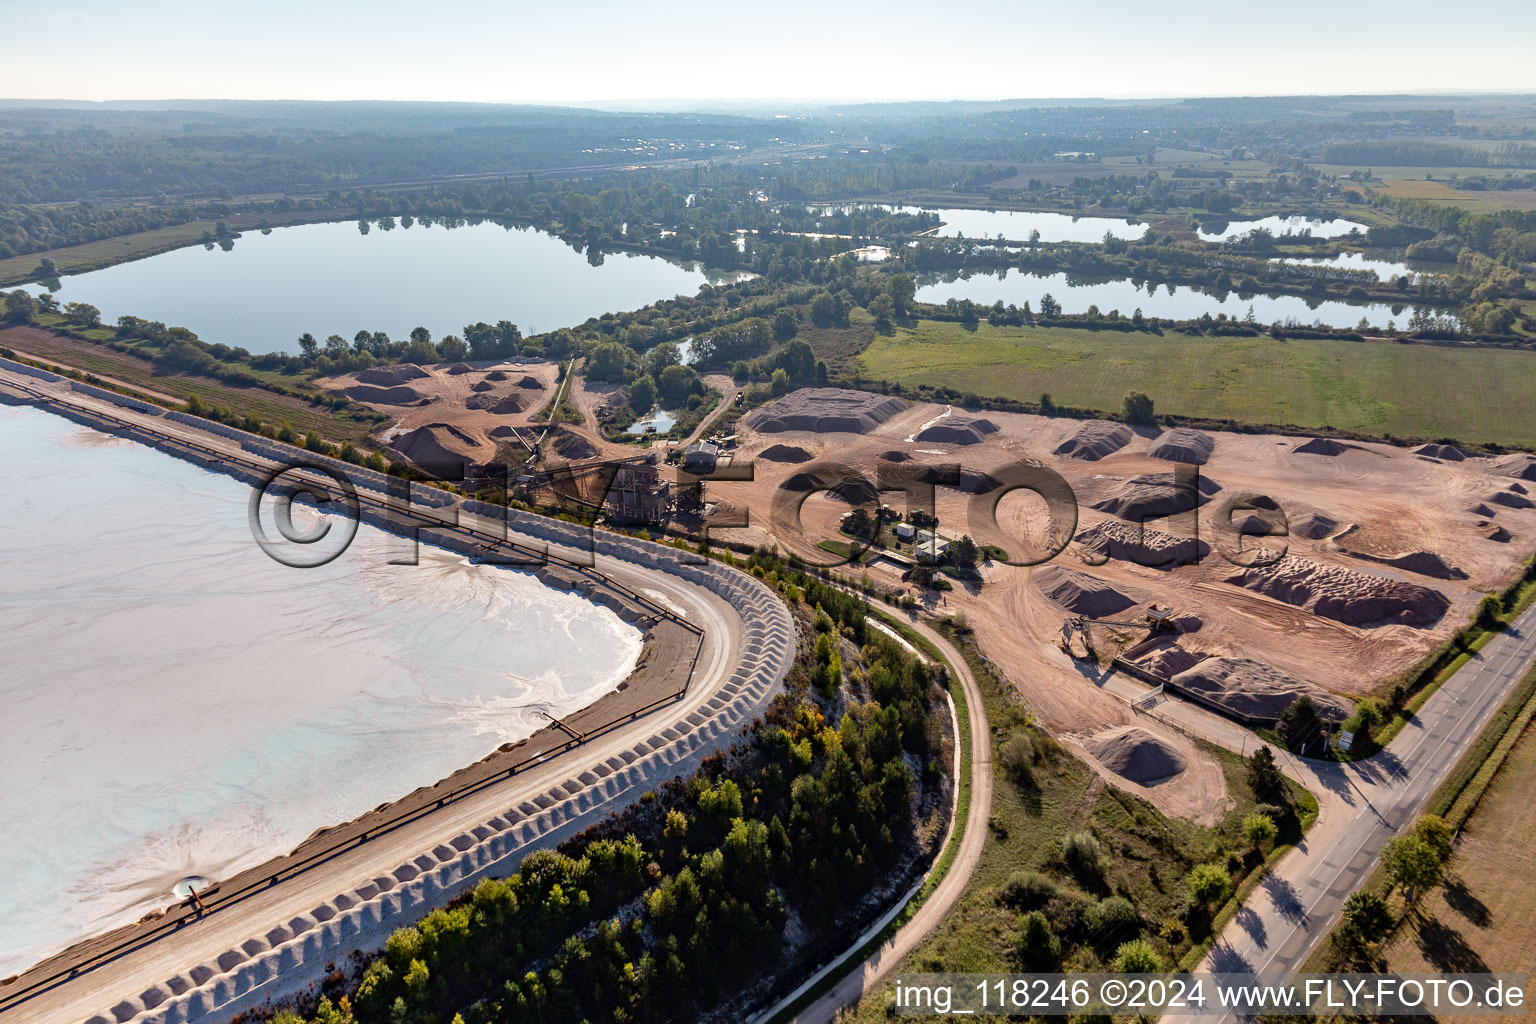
1376, 715, 1536, 984
856, 320, 1536, 446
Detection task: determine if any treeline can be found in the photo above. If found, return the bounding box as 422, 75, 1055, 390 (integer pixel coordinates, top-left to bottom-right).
271, 548, 949, 1024
1321, 140, 1536, 168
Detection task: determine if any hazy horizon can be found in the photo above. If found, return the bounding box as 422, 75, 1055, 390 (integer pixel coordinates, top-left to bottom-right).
4, 0, 1535, 104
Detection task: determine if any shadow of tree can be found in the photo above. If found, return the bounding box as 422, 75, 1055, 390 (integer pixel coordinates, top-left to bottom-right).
1206, 939, 1254, 974
1262, 873, 1308, 925
1235, 906, 1267, 949
1441, 875, 1491, 929
1416, 915, 1489, 974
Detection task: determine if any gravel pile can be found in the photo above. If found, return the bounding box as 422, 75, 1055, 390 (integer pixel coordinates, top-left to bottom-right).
745, 388, 906, 433
1084, 726, 1188, 784
1148, 428, 1215, 465
1053, 421, 1132, 461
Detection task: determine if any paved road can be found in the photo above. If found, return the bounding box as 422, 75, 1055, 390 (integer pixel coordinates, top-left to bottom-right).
773, 616, 992, 1024
1168, 598, 1536, 1024
0, 371, 781, 1024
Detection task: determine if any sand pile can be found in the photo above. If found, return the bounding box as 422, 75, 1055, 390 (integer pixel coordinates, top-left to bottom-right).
465, 393, 525, 414
758, 443, 815, 463
1170, 657, 1351, 723
444, 362, 476, 375
1223, 555, 1450, 628
515, 374, 543, 389
1053, 421, 1132, 461
1148, 428, 1215, 465
1293, 437, 1357, 457
1412, 443, 1468, 461
1291, 511, 1340, 539
1129, 641, 1206, 678
879, 449, 910, 462
1073, 521, 1209, 567
1034, 565, 1141, 617
485, 370, 509, 381
781, 468, 880, 505
915, 415, 1000, 445
1090, 473, 1221, 521
1466, 502, 1495, 517
553, 430, 599, 461
389, 423, 490, 468
1478, 522, 1512, 543
341, 384, 427, 405
744, 388, 906, 433
471, 380, 496, 393
1084, 726, 1188, 784
1489, 490, 1534, 509
356, 364, 429, 386
1490, 453, 1536, 482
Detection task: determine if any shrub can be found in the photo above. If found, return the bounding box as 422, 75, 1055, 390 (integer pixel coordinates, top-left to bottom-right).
1186, 863, 1232, 910
1015, 911, 1061, 972
1000, 731, 1036, 788
1086, 895, 1139, 938
1000, 871, 1058, 911
1112, 938, 1163, 973
1062, 832, 1103, 878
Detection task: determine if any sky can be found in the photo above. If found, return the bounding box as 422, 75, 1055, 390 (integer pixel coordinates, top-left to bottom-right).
4, 0, 1535, 105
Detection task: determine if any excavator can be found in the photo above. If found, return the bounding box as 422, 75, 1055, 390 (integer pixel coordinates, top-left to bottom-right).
1059, 605, 1177, 661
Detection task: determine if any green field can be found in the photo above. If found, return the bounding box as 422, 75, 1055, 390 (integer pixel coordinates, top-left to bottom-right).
857, 320, 1536, 446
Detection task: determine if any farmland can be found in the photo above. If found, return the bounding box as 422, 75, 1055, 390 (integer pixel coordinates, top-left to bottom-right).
856, 319, 1536, 446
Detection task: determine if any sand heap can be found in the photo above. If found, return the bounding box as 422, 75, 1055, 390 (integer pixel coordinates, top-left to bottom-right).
1291, 511, 1340, 540
1489, 490, 1534, 509
515, 375, 543, 389
444, 362, 476, 375
1491, 453, 1536, 482
914, 415, 1000, 445
485, 370, 509, 381
1090, 473, 1221, 521
465, 393, 525, 414
471, 380, 496, 393
552, 429, 599, 461
744, 388, 906, 434
1223, 555, 1450, 628
1293, 437, 1357, 457
1148, 428, 1215, 465
1034, 565, 1142, 617
1479, 522, 1512, 543
1127, 640, 1206, 678
1170, 657, 1352, 723
878, 462, 1001, 495
757, 443, 815, 463
1466, 502, 1495, 517
389, 422, 492, 468
1084, 726, 1188, 784
1412, 443, 1468, 461
1073, 521, 1209, 568
341, 384, 427, 405
1331, 526, 1467, 579
780, 468, 880, 505
878, 449, 910, 462
1053, 421, 1132, 461
356, 364, 429, 386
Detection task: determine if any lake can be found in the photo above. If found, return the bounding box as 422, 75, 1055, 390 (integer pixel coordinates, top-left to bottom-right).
0, 403, 643, 977
916, 268, 1414, 329
25, 219, 747, 356
1197, 215, 1370, 242
806, 203, 1147, 243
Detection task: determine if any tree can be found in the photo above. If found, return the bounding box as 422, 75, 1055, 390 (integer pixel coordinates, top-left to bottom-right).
1412, 815, 1454, 862
437, 335, 468, 361
772, 309, 798, 341
770, 367, 790, 396
1338, 889, 1393, 948
1247, 745, 1284, 802
1014, 911, 1060, 972
644, 341, 682, 377
63, 301, 101, 327
1112, 938, 1163, 973
999, 732, 1035, 788
1241, 811, 1278, 852
409, 326, 432, 346
1382, 834, 1442, 904
1279, 696, 1325, 752
657, 363, 702, 406
5, 289, 39, 323
405, 337, 439, 365
629, 375, 658, 413
809, 291, 847, 328
869, 294, 895, 334
887, 274, 915, 319
297, 332, 318, 360
324, 334, 349, 357
1186, 863, 1232, 910
1122, 391, 1155, 425
1345, 699, 1384, 741
952, 534, 979, 570
586, 342, 630, 382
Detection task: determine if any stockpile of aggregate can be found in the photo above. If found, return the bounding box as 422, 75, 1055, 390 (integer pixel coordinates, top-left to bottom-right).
1084, 727, 1187, 784
1148, 428, 1215, 465
914, 415, 1000, 445
744, 388, 906, 434
1412, 443, 1468, 461
471, 380, 496, 393
1490, 453, 1536, 481
1489, 490, 1534, 509
341, 384, 426, 405
515, 375, 544, 389
878, 449, 910, 462
356, 364, 429, 386
780, 468, 880, 506
757, 443, 815, 463
1292, 437, 1356, 457
1053, 421, 1132, 461
465, 393, 526, 414
1034, 566, 1141, 617
1222, 555, 1451, 628
444, 362, 476, 375
389, 423, 489, 467
1090, 473, 1221, 521
1073, 521, 1210, 567
1170, 657, 1352, 722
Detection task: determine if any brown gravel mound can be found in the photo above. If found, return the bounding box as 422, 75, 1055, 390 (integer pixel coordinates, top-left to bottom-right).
341, 384, 426, 405
1073, 521, 1210, 568
1293, 437, 1356, 457
758, 443, 815, 463
389, 422, 488, 467
1130, 641, 1207, 678
914, 415, 1000, 445
1466, 502, 1495, 517
781, 468, 879, 505
1148, 428, 1215, 465
1053, 421, 1132, 461
1490, 490, 1534, 509
485, 370, 509, 381
553, 430, 599, 461
1034, 565, 1141, 617
1412, 443, 1468, 461
465, 393, 526, 414
515, 374, 543, 389
1291, 511, 1340, 539
470, 380, 496, 393
878, 449, 911, 462
444, 362, 476, 375
1090, 473, 1221, 521
744, 388, 906, 434
1490, 453, 1536, 482
1084, 726, 1188, 784
1223, 555, 1450, 628
356, 364, 429, 386
1171, 657, 1352, 723
1480, 523, 1512, 543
